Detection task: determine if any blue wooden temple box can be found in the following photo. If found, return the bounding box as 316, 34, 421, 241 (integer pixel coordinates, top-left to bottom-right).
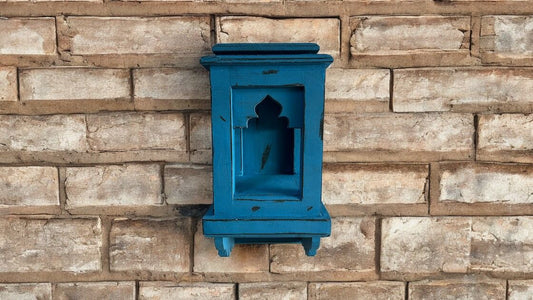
200, 43, 332, 257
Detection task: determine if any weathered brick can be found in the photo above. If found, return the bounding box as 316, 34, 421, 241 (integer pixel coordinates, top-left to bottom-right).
409, 279, 506, 300
394, 68, 533, 113
190, 113, 212, 163
478, 114, 533, 163
0, 18, 56, 55
19, 68, 130, 101
217, 17, 340, 58
139, 282, 235, 300
481, 16, 533, 64
323, 113, 474, 162
134, 68, 210, 100
65, 164, 162, 210
0, 115, 88, 152
509, 280, 533, 300
323, 164, 427, 205
164, 164, 212, 205
0, 217, 101, 272
325, 68, 390, 113
0, 167, 59, 212
309, 282, 405, 300
381, 217, 471, 276
86, 113, 186, 152
270, 217, 375, 279
193, 222, 269, 273
110, 219, 190, 273
239, 282, 306, 300
62, 17, 210, 55
439, 163, 533, 204
351, 16, 469, 53
0, 283, 51, 300
0, 67, 17, 101
54, 282, 135, 300
470, 217, 533, 273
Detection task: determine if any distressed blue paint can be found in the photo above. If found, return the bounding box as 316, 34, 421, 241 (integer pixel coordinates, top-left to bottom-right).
201, 43, 332, 257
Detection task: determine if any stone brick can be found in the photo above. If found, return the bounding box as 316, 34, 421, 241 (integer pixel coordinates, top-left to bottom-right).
0, 217, 101, 272
134, 68, 210, 100
164, 164, 212, 205
139, 282, 235, 300
0, 67, 17, 101
409, 279, 506, 300
0, 115, 88, 152
19, 68, 130, 101
509, 280, 533, 300
0, 167, 59, 211
217, 17, 340, 58
0, 18, 56, 55
270, 217, 375, 279
351, 16, 469, 54
193, 222, 269, 273
394, 68, 533, 113
481, 16, 533, 64
308, 282, 405, 300
0, 283, 51, 300
439, 163, 533, 204
190, 113, 212, 163
323, 164, 427, 205
325, 68, 390, 113
478, 114, 533, 163
381, 217, 471, 276
86, 113, 186, 152
54, 282, 135, 300
323, 113, 474, 162
470, 217, 533, 273
239, 282, 307, 300
65, 164, 162, 209
63, 17, 210, 55
110, 219, 190, 272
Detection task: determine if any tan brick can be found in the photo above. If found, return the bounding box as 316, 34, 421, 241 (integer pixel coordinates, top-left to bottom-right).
0, 115, 88, 152
0, 167, 59, 212
478, 114, 533, 163
309, 282, 405, 300
134, 68, 210, 100
0, 283, 51, 300
19, 68, 130, 101
54, 282, 135, 300
0, 217, 101, 272
87, 113, 186, 152
481, 16, 533, 64
326, 68, 390, 113
323, 164, 427, 205
65, 164, 162, 210
164, 164, 212, 205
439, 163, 533, 204
323, 113, 474, 162
193, 222, 269, 273
270, 217, 375, 279
110, 219, 190, 273
509, 280, 533, 300
409, 279, 506, 300
239, 282, 306, 300
381, 217, 471, 276
351, 16, 469, 54
63, 17, 210, 55
217, 17, 340, 59
0, 67, 17, 101
190, 113, 212, 163
394, 68, 533, 113
470, 217, 533, 273
0, 18, 56, 55
139, 282, 235, 300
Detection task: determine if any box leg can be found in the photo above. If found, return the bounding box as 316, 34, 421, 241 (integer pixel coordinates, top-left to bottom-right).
302, 237, 320, 256
214, 237, 235, 257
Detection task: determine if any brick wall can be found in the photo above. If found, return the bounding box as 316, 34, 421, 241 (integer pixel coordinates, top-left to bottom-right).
0, 0, 532, 299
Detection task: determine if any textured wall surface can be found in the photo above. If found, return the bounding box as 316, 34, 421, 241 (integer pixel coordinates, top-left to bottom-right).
0, 0, 532, 299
